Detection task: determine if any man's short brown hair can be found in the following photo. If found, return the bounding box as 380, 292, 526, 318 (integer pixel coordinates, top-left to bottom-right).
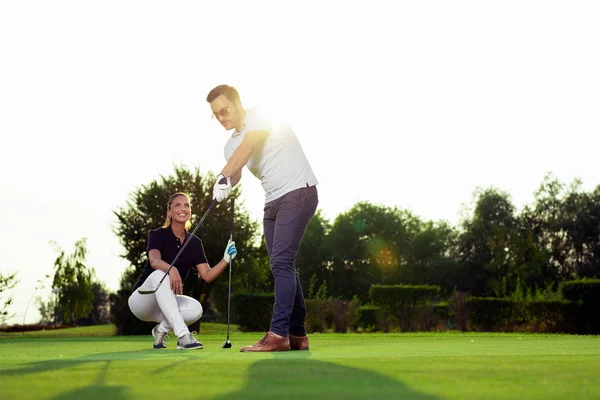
206, 84, 240, 103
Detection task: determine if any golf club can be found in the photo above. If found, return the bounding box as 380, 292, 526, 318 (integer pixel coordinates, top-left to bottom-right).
222, 197, 234, 348
137, 198, 217, 295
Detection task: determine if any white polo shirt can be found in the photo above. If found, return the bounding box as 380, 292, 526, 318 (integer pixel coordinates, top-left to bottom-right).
223, 108, 318, 203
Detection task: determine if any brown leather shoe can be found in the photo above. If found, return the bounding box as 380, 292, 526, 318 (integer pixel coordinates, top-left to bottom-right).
239, 332, 291, 352
289, 334, 309, 350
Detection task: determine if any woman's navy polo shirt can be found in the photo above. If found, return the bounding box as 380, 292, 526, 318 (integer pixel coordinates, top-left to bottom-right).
133, 226, 208, 290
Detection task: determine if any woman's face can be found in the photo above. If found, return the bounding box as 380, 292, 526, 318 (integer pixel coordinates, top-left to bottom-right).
168, 195, 191, 225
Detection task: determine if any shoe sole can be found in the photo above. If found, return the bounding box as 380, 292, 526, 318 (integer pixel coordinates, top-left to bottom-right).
176, 345, 204, 350
240, 347, 291, 352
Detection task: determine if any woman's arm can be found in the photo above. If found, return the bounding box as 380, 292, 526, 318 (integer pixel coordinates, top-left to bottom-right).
148, 249, 183, 294
196, 240, 237, 283
196, 260, 229, 283
148, 249, 170, 272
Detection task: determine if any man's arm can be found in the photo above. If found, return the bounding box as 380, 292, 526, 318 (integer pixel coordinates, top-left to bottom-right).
220, 130, 268, 178
231, 169, 242, 187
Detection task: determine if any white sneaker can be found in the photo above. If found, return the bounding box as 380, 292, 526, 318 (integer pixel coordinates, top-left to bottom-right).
177, 331, 203, 350
152, 325, 168, 349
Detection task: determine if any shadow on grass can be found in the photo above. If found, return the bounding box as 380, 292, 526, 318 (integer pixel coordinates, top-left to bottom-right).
1, 348, 441, 399
211, 353, 440, 400
49, 385, 129, 400
0, 348, 212, 377
1, 349, 208, 400
45, 361, 129, 400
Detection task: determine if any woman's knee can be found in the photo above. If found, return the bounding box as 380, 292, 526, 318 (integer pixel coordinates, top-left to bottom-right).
149, 269, 169, 284
178, 296, 203, 323
191, 300, 203, 321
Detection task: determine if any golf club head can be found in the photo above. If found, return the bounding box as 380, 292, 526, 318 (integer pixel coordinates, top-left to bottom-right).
222, 339, 232, 348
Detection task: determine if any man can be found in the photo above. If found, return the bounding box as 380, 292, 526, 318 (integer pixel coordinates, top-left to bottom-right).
207, 84, 318, 352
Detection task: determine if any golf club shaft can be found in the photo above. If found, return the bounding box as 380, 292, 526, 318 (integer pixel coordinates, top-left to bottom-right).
226, 197, 234, 339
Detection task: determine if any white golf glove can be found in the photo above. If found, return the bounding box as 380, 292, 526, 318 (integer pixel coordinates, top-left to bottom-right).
213, 174, 232, 202
223, 239, 237, 263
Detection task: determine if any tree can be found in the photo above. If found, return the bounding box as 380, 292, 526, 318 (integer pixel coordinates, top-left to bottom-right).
327, 202, 423, 300
456, 186, 553, 297
51, 238, 95, 325
36, 291, 63, 326
456, 187, 518, 296
111, 164, 267, 334
404, 220, 460, 291
524, 173, 571, 280
0, 271, 18, 323
75, 282, 112, 326
37, 280, 110, 326
568, 185, 600, 277
523, 173, 600, 281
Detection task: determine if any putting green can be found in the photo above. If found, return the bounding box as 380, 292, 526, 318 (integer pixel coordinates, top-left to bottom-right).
1, 326, 599, 399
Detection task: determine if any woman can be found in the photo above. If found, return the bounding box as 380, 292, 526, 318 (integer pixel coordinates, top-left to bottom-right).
128, 192, 236, 350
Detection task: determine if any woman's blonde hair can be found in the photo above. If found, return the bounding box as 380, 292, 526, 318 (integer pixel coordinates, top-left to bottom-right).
162, 192, 192, 230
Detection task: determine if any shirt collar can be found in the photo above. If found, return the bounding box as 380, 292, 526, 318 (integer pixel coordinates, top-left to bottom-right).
232, 129, 243, 139
231, 108, 249, 138
167, 225, 189, 242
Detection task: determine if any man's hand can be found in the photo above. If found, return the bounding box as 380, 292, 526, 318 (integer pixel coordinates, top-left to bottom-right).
223, 239, 237, 263
169, 268, 183, 295
213, 174, 232, 202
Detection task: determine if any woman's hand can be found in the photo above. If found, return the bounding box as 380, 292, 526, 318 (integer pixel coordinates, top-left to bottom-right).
169, 268, 183, 295
223, 239, 237, 263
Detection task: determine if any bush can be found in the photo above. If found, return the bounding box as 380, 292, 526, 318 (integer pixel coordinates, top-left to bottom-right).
431, 302, 450, 329
560, 279, 600, 334
305, 299, 328, 333
449, 291, 469, 331
356, 305, 380, 331
525, 299, 576, 333
460, 296, 582, 333
305, 299, 360, 333
560, 279, 600, 304
231, 292, 273, 332
401, 303, 450, 332
0, 323, 71, 333
369, 284, 441, 331
466, 297, 522, 332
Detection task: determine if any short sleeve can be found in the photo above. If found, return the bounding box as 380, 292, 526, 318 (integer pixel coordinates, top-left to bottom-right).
147, 230, 162, 253
247, 110, 271, 133
193, 236, 208, 265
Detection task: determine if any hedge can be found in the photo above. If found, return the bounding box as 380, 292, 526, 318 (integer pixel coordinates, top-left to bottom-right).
305, 299, 359, 333
369, 284, 441, 331
231, 292, 274, 332
560, 279, 600, 334
466, 297, 522, 332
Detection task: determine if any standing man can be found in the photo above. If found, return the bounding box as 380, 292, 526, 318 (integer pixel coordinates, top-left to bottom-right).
207, 84, 318, 352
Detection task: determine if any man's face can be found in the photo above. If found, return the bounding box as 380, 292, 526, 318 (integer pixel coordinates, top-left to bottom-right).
210, 94, 241, 131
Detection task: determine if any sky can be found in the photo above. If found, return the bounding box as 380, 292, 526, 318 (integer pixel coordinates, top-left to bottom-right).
1, 1, 599, 324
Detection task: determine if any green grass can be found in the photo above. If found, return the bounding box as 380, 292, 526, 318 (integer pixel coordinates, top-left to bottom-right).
1, 325, 599, 399
0, 323, 238, 338
0, 324, 118, 338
